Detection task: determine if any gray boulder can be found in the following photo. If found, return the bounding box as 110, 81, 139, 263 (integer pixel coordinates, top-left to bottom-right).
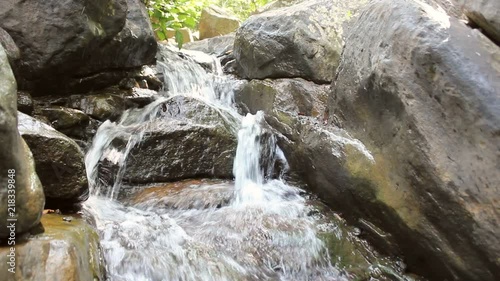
0, 0, 157, 96
0, 45, 45, 239
98, 96, 238, 186
18, 113, 88, 208
328, 0, 500, 280
234, 0, 368, 83
455, 0, 500, 43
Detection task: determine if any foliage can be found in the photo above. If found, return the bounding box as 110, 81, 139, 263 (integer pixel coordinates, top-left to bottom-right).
213, 0, 271, 20
144, 0, 272, 49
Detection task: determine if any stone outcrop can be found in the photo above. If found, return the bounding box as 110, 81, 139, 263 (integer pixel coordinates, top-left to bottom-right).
233, 0, 368, 83
0, 46, 45, 239
327, 0, 500, 280
0, 0, 157, 96
198, 5, 240, 40
19, 113, 88, 208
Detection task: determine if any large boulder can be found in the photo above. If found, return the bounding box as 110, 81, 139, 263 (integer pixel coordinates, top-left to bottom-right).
455, 0, 500, 43
0, 0, 157, 96
96, 96, 238, 187
18, 113, 88, 208
328, 0, 500, 280
233, 0, 368, 83
0, 46, 45, 238
0, 214, 105, 281
198, 5, 240, 40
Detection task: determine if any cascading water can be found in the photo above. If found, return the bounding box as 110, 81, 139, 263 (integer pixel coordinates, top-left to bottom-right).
83, 45, 417, 281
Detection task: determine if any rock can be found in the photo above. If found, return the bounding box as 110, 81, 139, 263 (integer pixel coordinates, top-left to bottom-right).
68, 94, 128, 122
122, 88, 158, 107
235, 78, 329, 119
184, 34, 235, 57
233, 0, 368, 83
98, 96, 238, 186
129, 179, 234, 210
18, 113, 88, 208
455, 0, 500, 43
39, 106, 90, 130
0, 0, 157, 96
0, 45, 45, 238
37, 106, 99, 143
0, 27, 20, 63
199, 5, 240, 40
0, 214, 105, 281
17, 91, 34, 115
328, 0, 500, 280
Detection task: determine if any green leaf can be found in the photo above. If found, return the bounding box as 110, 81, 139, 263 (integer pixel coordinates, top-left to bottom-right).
156, 30, 166, 41
175, 29, 184, 50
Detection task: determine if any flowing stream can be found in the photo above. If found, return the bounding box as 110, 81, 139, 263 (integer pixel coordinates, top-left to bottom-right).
83, 46, 417, 281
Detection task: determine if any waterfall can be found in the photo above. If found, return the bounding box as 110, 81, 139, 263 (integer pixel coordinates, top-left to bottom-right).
85, 45, 239, 199
81, 44, 411, 281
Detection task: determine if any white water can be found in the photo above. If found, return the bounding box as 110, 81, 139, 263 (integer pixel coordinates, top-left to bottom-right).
82, 45, 409, 281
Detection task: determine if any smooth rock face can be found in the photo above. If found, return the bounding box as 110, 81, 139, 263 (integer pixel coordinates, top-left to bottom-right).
0, 27, 20, 63
0, 0, 157, 96
455, 0, 500, 43
101, 96, 237, 184
0, 214, 105, 281
18, 113, 88, 207
328, 0, 500, 280
235, 78, 329, 119
199, 5, 240, 40
0, 46, 45, 238
234, 0, 368, 83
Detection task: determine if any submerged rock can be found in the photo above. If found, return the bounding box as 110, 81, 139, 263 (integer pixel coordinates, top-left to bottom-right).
328, 0, 500, 280
198, 5, 240, 40
0, 214, 105, 281
0, 46, 45, 238
234, 0, 368, 83
18, 113, 88, 208
0, 0, 157, 96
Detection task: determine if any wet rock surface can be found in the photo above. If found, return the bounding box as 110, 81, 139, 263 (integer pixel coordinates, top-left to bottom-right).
0, 0, 157, 96
16, 91, 34, 115
0, 46, 45, 238
233, 0, 368, 83
18, 113, 88, 208
235, 78, 329, 119
0, 214, 105, 281
98, 96, 238, 185
328, 0, 500, 280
